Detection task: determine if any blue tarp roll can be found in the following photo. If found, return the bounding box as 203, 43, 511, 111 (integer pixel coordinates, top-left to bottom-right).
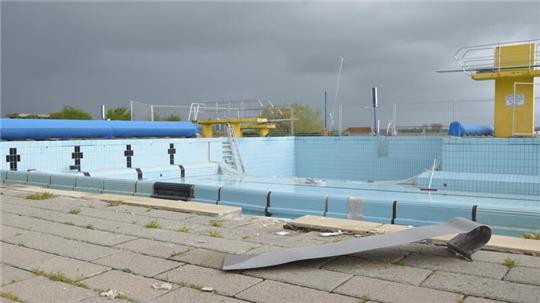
0, 119, 199, 140
448, 121, 493, 137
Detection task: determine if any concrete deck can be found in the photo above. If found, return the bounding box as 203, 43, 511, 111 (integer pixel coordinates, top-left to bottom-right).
1, 187, 540, 303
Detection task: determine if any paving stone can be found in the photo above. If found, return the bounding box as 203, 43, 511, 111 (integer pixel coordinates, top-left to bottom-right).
243, 244, 285, 255
299, 231, 356, 245
5, 231, 120, 261
82, 270, 174, 302
31, 256, 110, 280
3, 196, 97, 213
1, 264, 34, 286
473, 250, 540, 268
464, 297, 505, 303
243, 260, 352, 291
334, 275, 463, 303
185, 215, 248, 228
133, 207, 195, 221
403, 253, 508, 279
1, 242, 56, 267
422, 270, 540, 303
0, 225, 28, 240
250, 231, 325, 248
236, 280, 357, 303
93, 251, 181, 277
170, 248, 227, 269
350, 245, 410, 262
153, 287, 247, 303
168, 233, 260, 254
3, 202, 141, 235
0, 276, 95, 303
505, 266, 540, 286
323, 256, 432, 286
2, 213, 136, 246
399, 242, 457, 257
114, 238, 191, 258
156, 264, 261, 296
69, 206, 165, 225
236, 218, 285, 232
79, 296, 126, 303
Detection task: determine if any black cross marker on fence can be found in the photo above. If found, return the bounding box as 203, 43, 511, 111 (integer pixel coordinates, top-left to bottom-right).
71, 146, 83, 171
5, 148, 21, 171
124, 145, 134, 168
168, 143, 176, 165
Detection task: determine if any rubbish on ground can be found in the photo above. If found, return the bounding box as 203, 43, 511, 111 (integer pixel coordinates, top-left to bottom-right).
100, 289, 118, 299
320, 230, 344, 237
201, 286, 214, 292
152, 282, 173, 291
304, 178, 327, 186
275, 231, 290, 236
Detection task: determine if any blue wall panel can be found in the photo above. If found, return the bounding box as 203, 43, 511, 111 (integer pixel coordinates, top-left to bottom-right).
268, 191, 325, 218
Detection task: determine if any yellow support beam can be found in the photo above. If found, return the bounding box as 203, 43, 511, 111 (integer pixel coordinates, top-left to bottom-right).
471, 43, 537, 138
472, 69, 540, 81
197, 118, 269, 124
239, 124, 276, 137
239, 124, 276, 129
196, 118, 272, 138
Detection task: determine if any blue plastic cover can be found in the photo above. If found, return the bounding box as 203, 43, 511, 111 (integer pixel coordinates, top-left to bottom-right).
448, 121, 493, 137
0, 119, 199, 140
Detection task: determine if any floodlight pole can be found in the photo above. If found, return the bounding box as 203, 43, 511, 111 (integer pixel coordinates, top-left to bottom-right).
324, 90, 328, 129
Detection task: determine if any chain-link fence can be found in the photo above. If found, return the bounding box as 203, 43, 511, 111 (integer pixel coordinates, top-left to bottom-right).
336, 98, 540, 136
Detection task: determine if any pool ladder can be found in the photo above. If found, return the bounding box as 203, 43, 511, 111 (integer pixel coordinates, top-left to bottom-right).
223, 124, 245, 174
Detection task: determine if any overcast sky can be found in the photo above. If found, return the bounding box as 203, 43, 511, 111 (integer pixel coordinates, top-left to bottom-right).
2, 1, 539, 127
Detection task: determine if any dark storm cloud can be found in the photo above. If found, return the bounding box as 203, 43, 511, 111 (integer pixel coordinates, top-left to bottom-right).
2, 1, 539, 126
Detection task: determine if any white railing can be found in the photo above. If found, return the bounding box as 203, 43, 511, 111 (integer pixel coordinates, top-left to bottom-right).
131, 99, 282, 122
226, 124, 245, 173
454, 39, 540, 75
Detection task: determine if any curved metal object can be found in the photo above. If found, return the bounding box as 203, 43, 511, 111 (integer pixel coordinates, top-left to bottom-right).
222, 217, 491, 271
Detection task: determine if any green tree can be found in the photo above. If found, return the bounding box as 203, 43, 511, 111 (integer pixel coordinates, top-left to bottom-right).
49, 106, 92, 120
106, 107, 131, 120
260, 103, 323, 135
153, 109, 181, 121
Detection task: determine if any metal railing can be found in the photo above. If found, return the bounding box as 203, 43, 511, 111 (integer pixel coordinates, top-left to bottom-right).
130, 99, 283, 122
337, 97, 540, 136
453, 39, 540, 75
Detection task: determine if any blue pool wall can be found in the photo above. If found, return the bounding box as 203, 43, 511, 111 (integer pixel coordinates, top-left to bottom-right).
294, 136, 442, 180
1, 136, 539, 236
2, 136, 540, 188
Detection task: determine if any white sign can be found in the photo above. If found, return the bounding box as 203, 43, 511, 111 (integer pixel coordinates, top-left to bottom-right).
505, 94, 524, 106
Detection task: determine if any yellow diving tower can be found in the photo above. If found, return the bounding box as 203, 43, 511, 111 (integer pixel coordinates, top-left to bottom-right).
443, 40, 539, 137
197, 118, 275, 138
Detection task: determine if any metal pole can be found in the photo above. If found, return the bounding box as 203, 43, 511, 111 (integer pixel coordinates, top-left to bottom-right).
452, 101, 456, 122
372, 87, 379, 135
392, 102, 397, 134
324, 90, 328, 129
130, 100, 134, 121
338, 104, 342, 136
290, 106, 295, 136
150, 105, 155, 121
101, 105, 106, 120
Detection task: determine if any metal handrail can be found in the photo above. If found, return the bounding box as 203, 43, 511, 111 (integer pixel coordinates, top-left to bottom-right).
453, 39, 540, 75
225, 124, 245, 173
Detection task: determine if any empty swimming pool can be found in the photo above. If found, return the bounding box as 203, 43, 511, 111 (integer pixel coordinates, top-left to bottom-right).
1, 136, 539, 237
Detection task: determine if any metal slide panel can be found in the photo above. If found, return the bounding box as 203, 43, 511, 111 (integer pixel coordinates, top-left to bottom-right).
223, 217, 491, 271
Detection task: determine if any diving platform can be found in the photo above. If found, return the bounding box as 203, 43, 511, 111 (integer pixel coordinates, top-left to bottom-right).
197, 118, 276, 138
